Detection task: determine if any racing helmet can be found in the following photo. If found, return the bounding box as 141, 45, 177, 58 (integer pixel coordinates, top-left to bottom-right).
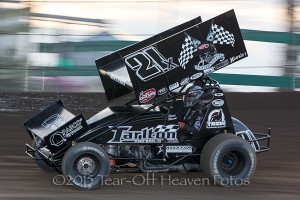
183, 85, 204, 107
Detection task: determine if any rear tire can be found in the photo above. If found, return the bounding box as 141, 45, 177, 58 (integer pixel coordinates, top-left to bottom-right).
62, 142, 110, 190
200, 134, 256, 187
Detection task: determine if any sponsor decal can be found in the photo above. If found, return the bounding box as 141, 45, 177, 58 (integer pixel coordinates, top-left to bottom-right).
203, 67, 215, 75
169, 82, 180, 91
190, 72, 203, 80
180, 77, 190, 86
236, 130, 260, 152
139, 88, 156, 103
178, 22, 235, 69
178, 21, 238, 77
168, 114, 177, 121
206, 109, 226, 128
230, 52, 247, 63
107, 72, 126, 86
198, 43, 209, 50
212, 99, 224, 107
194, 53, 225, 71
42, 114, 66, 131
213, 59, 229, 71
108, 125, 179, 143
214, 93, 224, 97
157, 145, 193, 157
194, 117, 202, 130
49, 118, 84, 147
158, 87, 168, 96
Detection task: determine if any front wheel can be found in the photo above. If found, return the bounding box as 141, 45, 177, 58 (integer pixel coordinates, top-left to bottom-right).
62, 142, 110, 190
200, 134, 256, 187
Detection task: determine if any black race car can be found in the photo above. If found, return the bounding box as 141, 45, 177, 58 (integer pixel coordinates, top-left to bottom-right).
24, 10, 270, 189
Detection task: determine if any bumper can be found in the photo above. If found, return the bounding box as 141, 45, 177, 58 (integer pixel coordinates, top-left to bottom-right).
252, 128, 271, 153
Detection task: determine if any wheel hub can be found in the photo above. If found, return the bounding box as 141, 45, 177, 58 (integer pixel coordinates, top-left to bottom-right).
221, 151, 243, 175
76, 157, 96, 176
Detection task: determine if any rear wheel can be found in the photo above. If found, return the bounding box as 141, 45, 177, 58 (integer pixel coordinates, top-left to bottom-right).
200, 134, 256, 187
62, 142, 110, 190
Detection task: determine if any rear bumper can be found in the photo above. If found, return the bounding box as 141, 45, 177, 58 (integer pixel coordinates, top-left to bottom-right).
26, 143, 63, 172
25, 143, 54, 162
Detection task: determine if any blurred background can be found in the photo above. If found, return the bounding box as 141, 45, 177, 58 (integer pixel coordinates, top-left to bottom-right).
0, 0, 299, 93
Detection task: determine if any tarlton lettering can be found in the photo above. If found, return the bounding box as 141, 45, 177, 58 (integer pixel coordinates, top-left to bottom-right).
108, 125, 179, 143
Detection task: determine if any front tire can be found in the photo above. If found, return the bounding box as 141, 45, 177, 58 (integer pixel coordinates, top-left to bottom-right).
200, 134, 256, 187
62, 142, 110, 190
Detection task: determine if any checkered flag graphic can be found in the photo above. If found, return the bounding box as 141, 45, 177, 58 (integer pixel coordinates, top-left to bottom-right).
178, 33, 198, 69
153, 125, 179, 133
211, 23, 235, 47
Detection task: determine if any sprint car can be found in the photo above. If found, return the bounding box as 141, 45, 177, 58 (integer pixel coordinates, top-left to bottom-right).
24, 10, 270, 189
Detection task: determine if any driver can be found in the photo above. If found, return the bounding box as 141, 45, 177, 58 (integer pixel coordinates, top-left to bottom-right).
177, 85, 208, 135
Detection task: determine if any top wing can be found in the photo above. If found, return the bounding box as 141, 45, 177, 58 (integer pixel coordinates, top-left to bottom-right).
96, 9, 247, 103
96, 15, 202, 101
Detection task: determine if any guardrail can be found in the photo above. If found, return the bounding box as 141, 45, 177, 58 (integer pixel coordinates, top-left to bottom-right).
39, 29, 300, 53
35, 29, 300, 89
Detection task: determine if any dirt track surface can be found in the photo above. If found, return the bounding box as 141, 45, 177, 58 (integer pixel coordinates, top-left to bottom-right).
0, 92, 299, 200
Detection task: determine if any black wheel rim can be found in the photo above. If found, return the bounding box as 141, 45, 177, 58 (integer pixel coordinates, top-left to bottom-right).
74, 154, 101, 178
221, 150, 246, 176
